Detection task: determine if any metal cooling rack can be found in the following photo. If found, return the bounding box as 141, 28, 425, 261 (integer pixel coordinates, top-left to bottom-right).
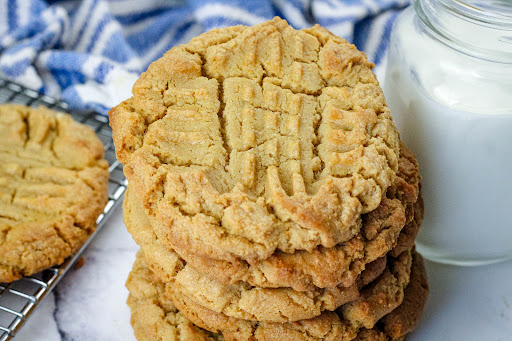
0, 78, 127, 340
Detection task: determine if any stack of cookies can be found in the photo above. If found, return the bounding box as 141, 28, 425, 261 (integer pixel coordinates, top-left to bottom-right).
110, 18, 429, 340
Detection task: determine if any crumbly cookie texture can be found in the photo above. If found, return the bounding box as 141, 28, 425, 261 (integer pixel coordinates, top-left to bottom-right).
126, 249, 426, 341
126, 251, 223, 341
123, 142, 421, 292
110, 17, 400, 263
350, 251, 428, 341
387, 146, 423, 258
379, 251, 429, 338
338, 250, 412, 329
168, 250, 412, 339
125, 187, 389, 323
0, 104, 109, 283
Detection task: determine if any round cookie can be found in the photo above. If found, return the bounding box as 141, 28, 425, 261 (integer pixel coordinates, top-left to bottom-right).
126, 249, 427, 341
110, 17, 400, 265
123, 142, 421, 292
125, 187, 389, 323
0, 104, 109, 282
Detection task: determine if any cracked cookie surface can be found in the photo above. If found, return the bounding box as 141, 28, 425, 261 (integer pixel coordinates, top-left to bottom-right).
123, 142, 421, 292
110, 17, 400, 263
127, 249, 427, 341
0, 104, 109, 283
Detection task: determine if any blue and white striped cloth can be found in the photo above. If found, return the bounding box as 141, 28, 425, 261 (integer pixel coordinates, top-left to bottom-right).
0, 0, 409, 115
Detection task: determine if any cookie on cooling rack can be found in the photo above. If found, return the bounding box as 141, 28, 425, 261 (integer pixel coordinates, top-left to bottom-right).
0, 104, 109, 283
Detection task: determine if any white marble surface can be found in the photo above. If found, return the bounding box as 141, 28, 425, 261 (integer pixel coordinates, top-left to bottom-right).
12, 199, 512, 341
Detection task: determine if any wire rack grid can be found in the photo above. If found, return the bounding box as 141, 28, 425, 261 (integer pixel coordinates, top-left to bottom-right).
0, 78, 127, 341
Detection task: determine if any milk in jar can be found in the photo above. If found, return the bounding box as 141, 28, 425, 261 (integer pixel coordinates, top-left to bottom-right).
383, 0, 512, 265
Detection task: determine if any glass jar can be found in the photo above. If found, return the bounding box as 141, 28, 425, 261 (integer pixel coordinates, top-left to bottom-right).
384, 0, 512, 265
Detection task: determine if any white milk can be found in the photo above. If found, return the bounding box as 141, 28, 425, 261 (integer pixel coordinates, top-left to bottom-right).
384, 7, 512, 265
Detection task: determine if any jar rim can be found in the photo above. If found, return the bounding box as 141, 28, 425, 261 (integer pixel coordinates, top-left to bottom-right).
439, 0, 512, 29
414, 0, 512, 63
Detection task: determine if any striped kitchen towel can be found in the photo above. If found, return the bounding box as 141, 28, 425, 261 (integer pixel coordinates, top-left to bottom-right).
0, 0, 409, 114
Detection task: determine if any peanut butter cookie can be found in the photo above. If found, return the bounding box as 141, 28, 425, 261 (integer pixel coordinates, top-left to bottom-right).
110, 17, 400, 265
0, 104, 109, 282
